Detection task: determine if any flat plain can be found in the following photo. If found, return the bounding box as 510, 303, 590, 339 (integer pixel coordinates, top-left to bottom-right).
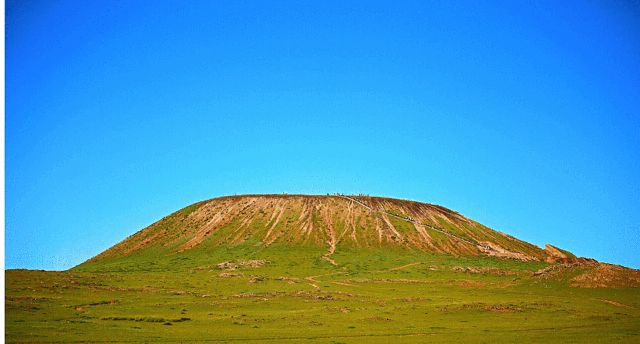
7, 245, 640, 343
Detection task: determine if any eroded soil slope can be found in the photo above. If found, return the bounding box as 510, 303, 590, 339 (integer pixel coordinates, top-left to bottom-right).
84, 195, 573, 267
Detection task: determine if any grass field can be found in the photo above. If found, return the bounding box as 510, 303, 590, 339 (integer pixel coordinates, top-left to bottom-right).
6, 243, 640, 343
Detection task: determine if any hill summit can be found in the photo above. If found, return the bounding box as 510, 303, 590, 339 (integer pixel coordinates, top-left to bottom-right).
82, 194, 587, 268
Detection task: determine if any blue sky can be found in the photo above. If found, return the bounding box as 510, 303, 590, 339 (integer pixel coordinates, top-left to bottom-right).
6, 1, 640, 270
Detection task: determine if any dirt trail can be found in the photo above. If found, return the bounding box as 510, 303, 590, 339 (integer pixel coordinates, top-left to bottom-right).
304, 272, 345, 289
332, 281, 356, 287
387, 262, 422, 271
323, 249, 337, 266
596, 299, 634, 309
321, 206, 338, 266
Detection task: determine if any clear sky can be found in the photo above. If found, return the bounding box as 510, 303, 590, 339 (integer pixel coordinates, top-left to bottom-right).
6, 1, 640, 270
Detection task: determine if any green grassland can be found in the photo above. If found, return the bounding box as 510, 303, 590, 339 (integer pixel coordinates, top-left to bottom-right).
6, 244, 640, 343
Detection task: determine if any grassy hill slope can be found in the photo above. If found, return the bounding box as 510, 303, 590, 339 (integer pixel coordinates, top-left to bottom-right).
75, 195, 572, 272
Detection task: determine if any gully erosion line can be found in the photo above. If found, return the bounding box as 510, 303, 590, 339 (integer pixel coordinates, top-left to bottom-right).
336, 195, 484, 249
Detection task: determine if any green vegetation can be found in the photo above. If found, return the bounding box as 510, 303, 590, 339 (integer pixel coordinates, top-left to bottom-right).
6, 195, 639, 342
6, 244, 640, 343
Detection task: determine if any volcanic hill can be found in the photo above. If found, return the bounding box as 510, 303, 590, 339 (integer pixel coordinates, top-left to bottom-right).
80, 194, 587, 270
